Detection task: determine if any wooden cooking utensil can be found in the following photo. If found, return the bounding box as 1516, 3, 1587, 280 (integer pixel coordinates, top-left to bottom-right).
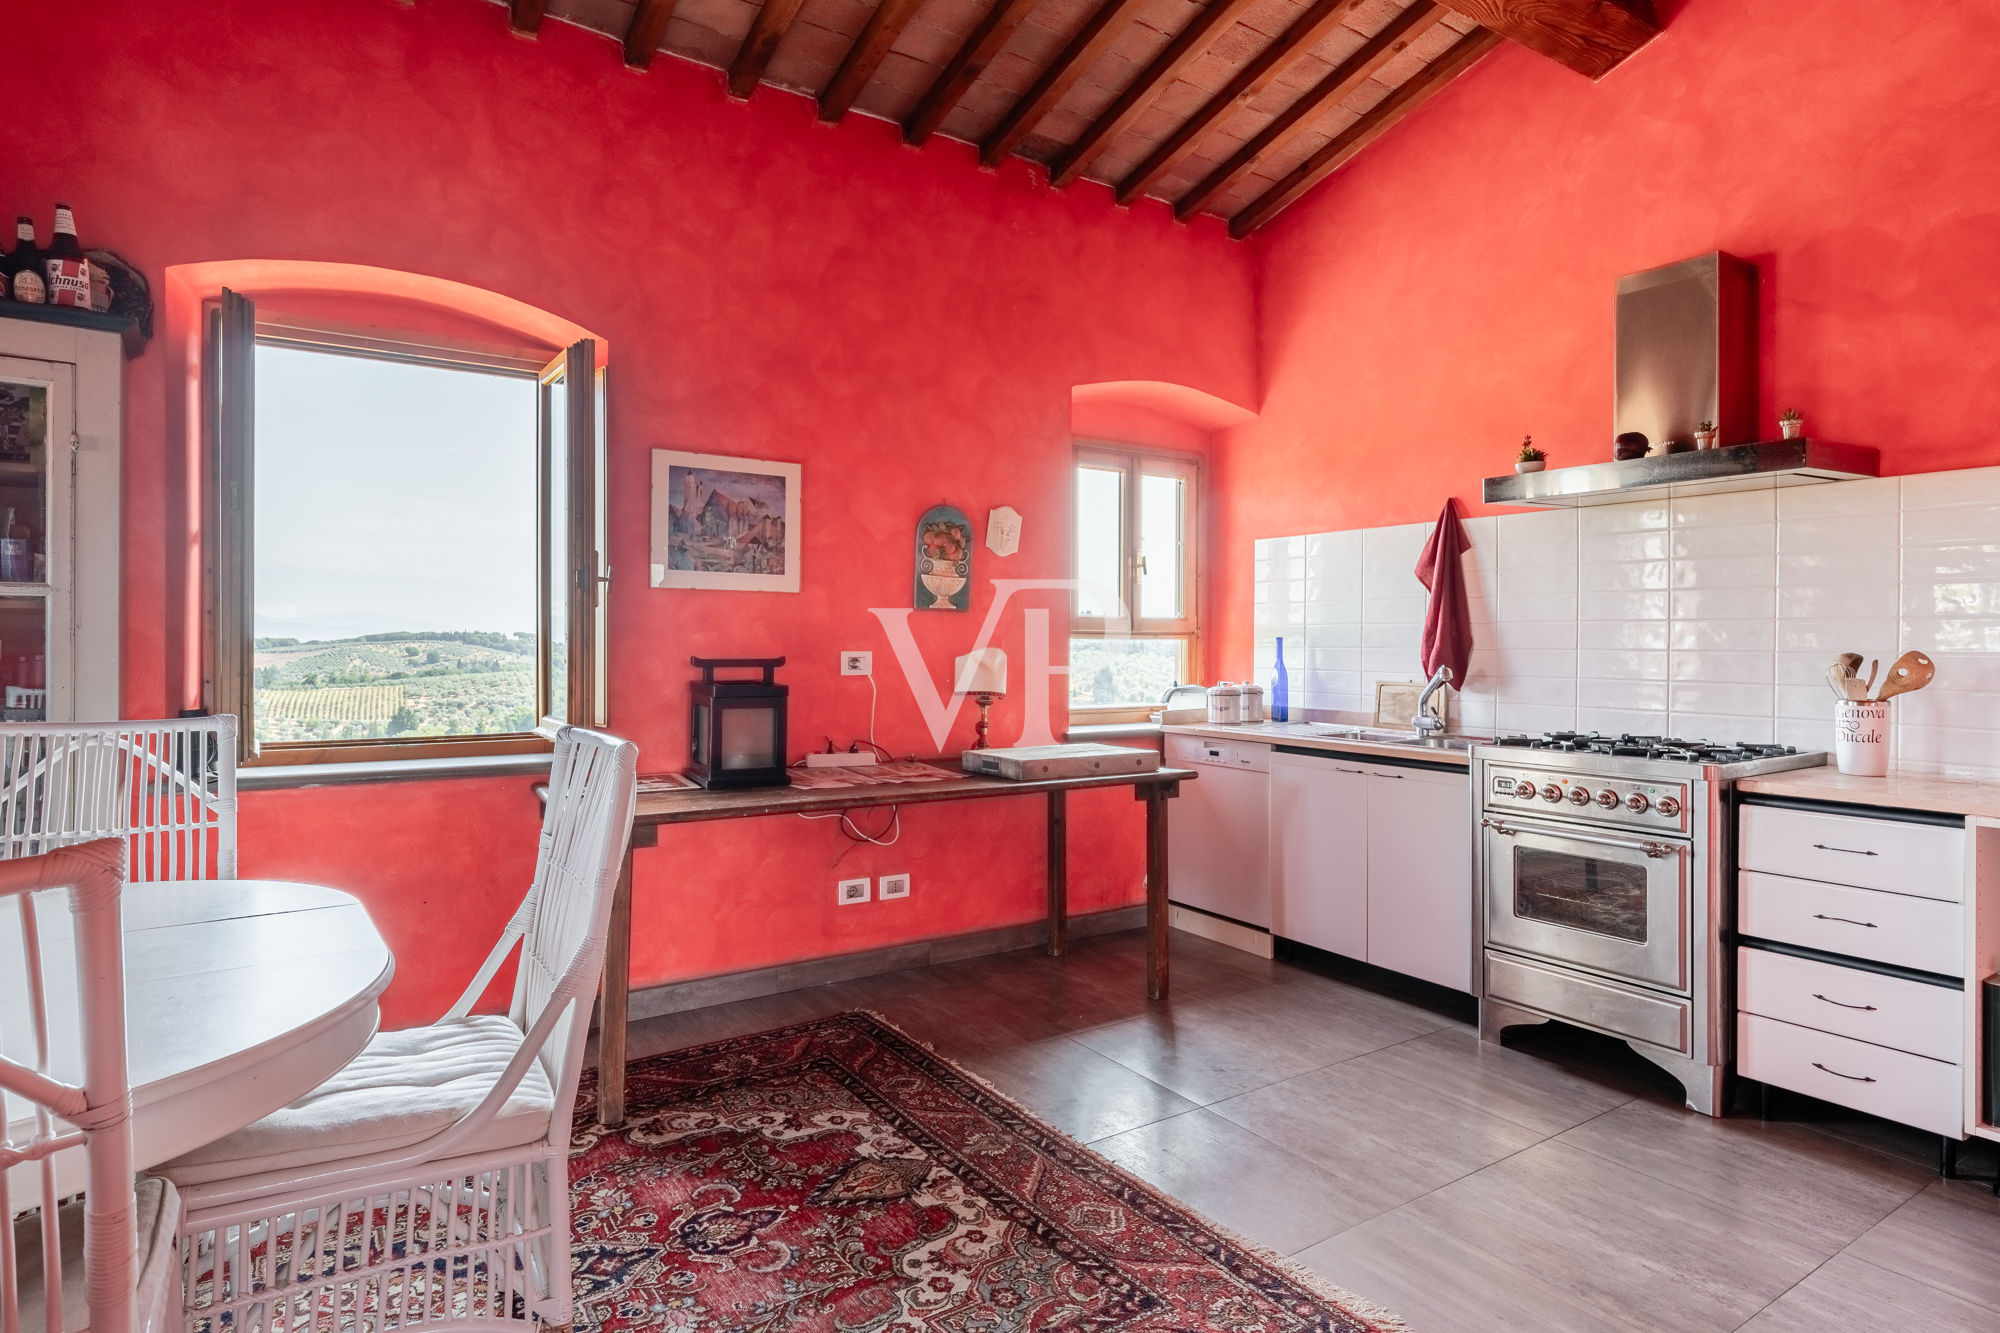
1862, 658, 1879, 697
1877, 651, 1936, 701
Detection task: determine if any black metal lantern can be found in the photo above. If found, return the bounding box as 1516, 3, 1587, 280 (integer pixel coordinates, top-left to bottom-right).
686, 657, 790, 789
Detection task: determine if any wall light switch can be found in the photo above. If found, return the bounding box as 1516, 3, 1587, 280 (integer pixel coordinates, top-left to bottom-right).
879, 873, 910, 900
841, 651, 873, 676
837, 877, 871, 906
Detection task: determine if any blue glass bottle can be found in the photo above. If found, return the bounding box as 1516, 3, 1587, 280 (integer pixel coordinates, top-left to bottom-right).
1270, 637, 1289, 722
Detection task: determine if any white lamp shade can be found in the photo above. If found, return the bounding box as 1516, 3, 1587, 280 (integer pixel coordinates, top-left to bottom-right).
954, 647, 1007, 695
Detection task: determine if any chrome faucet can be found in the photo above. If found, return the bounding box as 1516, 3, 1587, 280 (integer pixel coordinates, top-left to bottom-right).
1160, 682, 1209, 707
1413, 666, 1452, 737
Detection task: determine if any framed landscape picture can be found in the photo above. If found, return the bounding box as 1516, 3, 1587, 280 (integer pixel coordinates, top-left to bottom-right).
651, 450, 801, 593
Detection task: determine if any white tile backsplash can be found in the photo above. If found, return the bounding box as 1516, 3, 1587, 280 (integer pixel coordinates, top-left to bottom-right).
1249, 467, 2000, 777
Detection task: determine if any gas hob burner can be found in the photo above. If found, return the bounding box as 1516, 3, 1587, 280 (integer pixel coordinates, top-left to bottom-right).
1489, 732, 1800, 763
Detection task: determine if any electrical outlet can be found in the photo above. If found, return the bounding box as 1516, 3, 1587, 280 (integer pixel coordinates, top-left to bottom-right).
836, 877, 871, 906
841, 651, 873, 677
879, 873, 910, 901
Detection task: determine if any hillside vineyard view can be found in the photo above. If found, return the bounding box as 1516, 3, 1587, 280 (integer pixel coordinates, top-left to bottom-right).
253, 344, 544, 744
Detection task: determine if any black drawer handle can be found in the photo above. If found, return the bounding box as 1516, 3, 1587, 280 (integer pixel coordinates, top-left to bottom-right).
1812, 993, 1879, 1012
1812, 913, 1878, 928
1811, 1061, 1877, 1084
1811, 843, 1879, 856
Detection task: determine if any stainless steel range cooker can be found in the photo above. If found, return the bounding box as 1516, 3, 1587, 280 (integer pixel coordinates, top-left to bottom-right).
1472, 732, 1827, 1115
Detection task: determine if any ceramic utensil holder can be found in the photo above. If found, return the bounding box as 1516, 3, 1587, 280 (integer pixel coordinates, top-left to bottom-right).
1834, 699, 1890, 776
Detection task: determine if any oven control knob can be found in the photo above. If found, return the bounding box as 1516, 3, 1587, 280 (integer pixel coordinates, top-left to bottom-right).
1514, 780, 1537, 799
1626, 792, 1651, 813
1657, 795, 1682, 818
1596, 790, 1620, 809
1567, 786, 1591, 805
1541, 784, 1563, 803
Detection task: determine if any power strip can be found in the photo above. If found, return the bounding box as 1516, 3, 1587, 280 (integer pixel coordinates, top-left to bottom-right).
803, 751, 877, 768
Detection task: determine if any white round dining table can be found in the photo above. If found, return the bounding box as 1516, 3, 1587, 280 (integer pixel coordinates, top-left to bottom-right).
3, 879, 394, 1199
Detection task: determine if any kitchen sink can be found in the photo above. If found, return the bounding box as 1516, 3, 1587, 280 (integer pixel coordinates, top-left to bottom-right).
1298, 724, 1483, 752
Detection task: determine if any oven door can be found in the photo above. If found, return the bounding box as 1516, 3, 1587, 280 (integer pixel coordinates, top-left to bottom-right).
1482, 815, 1690, 993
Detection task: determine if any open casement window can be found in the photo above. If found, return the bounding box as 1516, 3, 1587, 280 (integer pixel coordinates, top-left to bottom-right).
1069, 444, 1200, 717
204, 287, 606, 765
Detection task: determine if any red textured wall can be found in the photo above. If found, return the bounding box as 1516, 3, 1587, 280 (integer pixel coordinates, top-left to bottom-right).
1215, 0, 2000, 679
7, 0, 1256, 1024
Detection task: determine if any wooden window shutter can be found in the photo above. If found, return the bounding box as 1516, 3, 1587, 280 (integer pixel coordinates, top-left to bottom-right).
205, 288, 257, 762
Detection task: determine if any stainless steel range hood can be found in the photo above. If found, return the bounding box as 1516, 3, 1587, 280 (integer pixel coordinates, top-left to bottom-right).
1483, 253, 1879, 508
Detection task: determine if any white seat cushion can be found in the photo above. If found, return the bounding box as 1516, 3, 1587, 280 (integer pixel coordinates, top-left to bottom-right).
160, 1015, 555, 1186
14, 1173, 181, 1333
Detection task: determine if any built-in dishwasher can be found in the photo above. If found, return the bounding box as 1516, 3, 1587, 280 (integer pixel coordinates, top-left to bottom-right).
1165, 734, 1271, 938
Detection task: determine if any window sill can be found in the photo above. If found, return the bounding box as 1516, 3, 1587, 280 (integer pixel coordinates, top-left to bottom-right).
238, 751, 555, 791
1066, 721, 1164, 742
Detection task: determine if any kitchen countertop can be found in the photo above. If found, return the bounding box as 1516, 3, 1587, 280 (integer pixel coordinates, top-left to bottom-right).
1737, 762, 2000, 819
1161, 721, 1475, 767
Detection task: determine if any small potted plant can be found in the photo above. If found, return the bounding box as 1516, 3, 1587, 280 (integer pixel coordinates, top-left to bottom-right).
1779, 408, 1805, 440
1693, 420, 1718, 450
1515, 436, 1545, 473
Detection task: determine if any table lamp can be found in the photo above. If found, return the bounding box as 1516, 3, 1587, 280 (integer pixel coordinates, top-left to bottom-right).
954, 648, 1007, 750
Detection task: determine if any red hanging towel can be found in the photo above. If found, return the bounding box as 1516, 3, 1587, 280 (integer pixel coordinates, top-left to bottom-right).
1415, 497, 1473, 685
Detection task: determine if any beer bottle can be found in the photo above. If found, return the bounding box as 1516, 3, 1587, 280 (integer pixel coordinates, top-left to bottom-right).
43, 204, 92, 308
6, 218, 45, 304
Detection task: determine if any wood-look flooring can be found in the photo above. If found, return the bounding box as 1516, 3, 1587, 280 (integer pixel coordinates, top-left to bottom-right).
609, 929, 2000, 1333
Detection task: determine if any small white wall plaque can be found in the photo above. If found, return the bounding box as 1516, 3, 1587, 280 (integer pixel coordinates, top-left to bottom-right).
986, 505, 1022, 558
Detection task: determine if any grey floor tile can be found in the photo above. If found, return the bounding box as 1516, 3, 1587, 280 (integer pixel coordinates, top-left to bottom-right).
1738, 1253, 2000, 1332
1341, 1025, 1646, 1136
1556, 1098, 1932, 1253
1207, 1060, 1545, 1221
1072, 976, 1448, 1104
1842, 1179, 2000, 1314
598, 929, 1980, 1333
1090, 1108, 1371, 1254
1403, 1139, 1834, 1333
956, 1036, 1200, 1143
1294, 1207, 1652, 1333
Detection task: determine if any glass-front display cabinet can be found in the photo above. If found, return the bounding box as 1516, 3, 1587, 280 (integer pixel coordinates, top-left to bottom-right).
0, 313, 121, 722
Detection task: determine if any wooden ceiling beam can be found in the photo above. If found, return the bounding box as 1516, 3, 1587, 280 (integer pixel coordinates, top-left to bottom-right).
508, 0, 546, 36
820, 0, 927, 123
1432, 0, 1656, 79
1114, 0, 1367, 205
904, 0, 1040, 146
1230, 26, 1500, 236
979, 0, 1153, 169
1047, 0, 1262, 189
728, 0, 811, 100
623, 0, 679, 69
1175, 0, 1447, 220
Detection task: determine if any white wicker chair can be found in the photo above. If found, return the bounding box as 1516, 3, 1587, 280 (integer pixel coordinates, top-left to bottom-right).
0, 721, 238, 882
2, 838, 184, 1333
165, 726, 637, 1333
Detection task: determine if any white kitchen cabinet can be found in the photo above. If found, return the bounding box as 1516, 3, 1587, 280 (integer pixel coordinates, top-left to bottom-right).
1271, 751, 1368, 958
1165, 734, 1271, 929
1367, 764, 1473, 990
1272, 749, 1472, 991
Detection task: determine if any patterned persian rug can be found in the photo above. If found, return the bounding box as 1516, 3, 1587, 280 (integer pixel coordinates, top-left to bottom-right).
568, 1011, 1404, 1332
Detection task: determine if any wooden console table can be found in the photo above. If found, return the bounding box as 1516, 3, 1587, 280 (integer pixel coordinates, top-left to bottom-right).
552, 764, 1194, 1125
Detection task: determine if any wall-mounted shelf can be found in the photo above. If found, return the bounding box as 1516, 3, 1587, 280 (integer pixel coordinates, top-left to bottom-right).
1482, 439, 1880, 508
0, 301, 144, 358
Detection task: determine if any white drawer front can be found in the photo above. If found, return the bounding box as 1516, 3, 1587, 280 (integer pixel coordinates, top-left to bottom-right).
1738, 947, 1961, 1063
1739, 805, 1963, 901
1739, 1013, 1962, 1137
1739, 871, 1962, 976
